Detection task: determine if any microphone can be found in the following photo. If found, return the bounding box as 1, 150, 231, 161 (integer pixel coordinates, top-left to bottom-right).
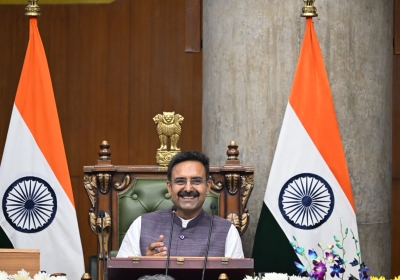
202, 202, 217, 280
99, 210, 106, 280
165, 205, 177, 275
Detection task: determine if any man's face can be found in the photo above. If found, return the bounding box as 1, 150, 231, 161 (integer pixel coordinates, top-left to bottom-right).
167, 160, 211, 220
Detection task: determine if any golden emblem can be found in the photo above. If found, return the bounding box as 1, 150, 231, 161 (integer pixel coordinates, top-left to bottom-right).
153, 112, 184, 168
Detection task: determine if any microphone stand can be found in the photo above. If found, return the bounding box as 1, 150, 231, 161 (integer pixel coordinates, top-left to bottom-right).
166, 205, 177, 275
99, 210, 106, 280
202, 202, 216, 280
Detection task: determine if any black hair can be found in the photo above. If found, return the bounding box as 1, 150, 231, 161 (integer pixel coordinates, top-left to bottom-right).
167, 151, 210, 181
137, 275, 175, 280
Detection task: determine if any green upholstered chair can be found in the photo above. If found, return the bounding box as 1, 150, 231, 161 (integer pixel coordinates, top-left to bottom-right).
83, 140, 254, 280
90, 178, 219, 280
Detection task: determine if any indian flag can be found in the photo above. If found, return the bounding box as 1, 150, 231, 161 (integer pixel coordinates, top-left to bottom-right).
0, 18, 84, 279
252, 18, 360, 279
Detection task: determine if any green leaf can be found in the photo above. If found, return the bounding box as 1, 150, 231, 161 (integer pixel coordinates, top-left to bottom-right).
336, 243, 343, 249
334, 235, 340, 242
290, 242, 296, 247
356, 250, 361, 256
295, 246, 305, 255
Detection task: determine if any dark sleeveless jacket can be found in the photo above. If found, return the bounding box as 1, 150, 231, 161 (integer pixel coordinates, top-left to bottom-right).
140, 209, 231, 256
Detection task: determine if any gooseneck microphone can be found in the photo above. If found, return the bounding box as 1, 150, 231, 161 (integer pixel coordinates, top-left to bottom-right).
202, 202, 217, 280
98, 210, 106, 280
165, 205, 177, 275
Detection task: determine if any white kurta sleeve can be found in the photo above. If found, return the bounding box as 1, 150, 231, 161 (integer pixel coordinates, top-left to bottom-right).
225, 224, 244, 258
116, 216, 142, 257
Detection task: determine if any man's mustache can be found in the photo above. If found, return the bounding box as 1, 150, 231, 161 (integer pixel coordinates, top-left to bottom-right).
178, 190, 200, 197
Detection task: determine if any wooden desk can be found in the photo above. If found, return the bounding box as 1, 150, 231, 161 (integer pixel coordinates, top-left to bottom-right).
0, 249, 40, 276
108, 257, 254, 280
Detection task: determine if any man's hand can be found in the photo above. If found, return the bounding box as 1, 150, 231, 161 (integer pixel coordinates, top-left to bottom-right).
145, 235, 168, 256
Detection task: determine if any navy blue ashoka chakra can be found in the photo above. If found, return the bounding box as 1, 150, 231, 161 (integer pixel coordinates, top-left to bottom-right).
279, 173, 334, 230
2, 176, 57, 233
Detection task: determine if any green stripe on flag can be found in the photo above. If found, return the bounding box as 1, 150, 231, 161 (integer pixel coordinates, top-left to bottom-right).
252, 203, 300, 275
0, 226, 13, 248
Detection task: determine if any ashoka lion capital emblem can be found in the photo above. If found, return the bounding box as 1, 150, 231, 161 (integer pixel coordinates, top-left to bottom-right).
153, 112, 184, 168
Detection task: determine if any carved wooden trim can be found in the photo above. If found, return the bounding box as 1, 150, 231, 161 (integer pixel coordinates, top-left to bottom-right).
84, 174, 97, 208
240, 175, 253, 234
97, 173, 112, 194
96, 212, 111, 259
89, 209, 97, 235
114, 174, 131, 190
240, 213, 249, 234
240, 174, 254, 210
225, 173, 240, 194
226, 213, 240, 232
210, 176, 223, 191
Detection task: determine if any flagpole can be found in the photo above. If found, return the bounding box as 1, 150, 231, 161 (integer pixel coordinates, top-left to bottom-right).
301, 0, 318, 17
25, 0, 41, 17
1, 0, 86, 278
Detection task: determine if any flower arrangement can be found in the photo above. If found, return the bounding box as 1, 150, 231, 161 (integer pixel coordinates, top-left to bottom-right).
0, 270, 67, 280
243, 220, 399, 280
289, 223, 366, 280
242, 274, 400, 280
370, 278, 400, 280
243, 273, 308, 280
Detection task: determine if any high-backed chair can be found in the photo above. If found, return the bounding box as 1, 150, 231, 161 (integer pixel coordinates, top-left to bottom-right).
83, 140, 254, 280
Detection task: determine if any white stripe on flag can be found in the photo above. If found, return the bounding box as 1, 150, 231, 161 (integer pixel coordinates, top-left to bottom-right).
0, 105, 84, 279
266, 103, 359, 278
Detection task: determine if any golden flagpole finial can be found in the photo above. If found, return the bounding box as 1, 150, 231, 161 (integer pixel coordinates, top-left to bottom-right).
25, 0, 40, 17
301, 0, 318, 17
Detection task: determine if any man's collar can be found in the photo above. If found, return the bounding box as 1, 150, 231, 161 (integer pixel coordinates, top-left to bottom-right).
173, 210, 205, 228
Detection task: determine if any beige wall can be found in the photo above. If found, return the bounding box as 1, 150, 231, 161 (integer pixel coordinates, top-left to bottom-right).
203, 0, 393, 277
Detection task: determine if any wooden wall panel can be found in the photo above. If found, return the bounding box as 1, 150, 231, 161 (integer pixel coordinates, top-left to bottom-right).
0, 0, 202, 273
392, 54, 400, 277
393, 2, 400, 276
128, 0, 203, 163
391, 180, 400, 277
395, 0, 400, 54
0, 5, 27, 154
185, 0, 201, 52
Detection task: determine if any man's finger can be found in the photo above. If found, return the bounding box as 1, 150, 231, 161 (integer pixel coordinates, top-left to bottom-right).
145, 237, 167, 256
156, 235, 164, 242
153, 246, 167, 256
152, 242, 164, 252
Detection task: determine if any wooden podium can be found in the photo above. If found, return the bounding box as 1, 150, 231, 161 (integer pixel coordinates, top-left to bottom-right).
108, 257, 254, 280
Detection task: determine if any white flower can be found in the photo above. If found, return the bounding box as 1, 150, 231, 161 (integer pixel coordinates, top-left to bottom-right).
0, 271, 9, 280
1, 271, 67, 280
288, 275, 308, 280
33, 271, 48, 280
262, 272, 288, 280
10, 269, 32, 280
243, 276, 259, 280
